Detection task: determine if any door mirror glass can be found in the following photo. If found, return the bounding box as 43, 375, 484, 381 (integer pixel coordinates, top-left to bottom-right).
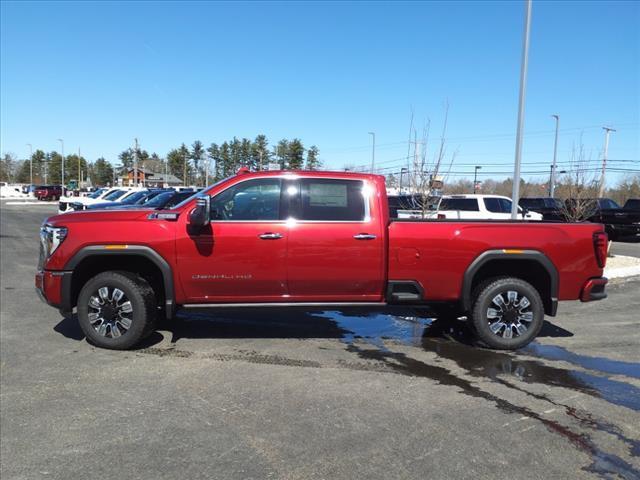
189, 195, 210, 227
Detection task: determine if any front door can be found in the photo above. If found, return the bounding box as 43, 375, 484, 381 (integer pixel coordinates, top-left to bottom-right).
177, 178, 289, 303
285, 178, 385, 302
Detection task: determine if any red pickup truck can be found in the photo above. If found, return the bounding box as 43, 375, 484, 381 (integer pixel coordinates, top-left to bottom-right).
36, 170, 608, 350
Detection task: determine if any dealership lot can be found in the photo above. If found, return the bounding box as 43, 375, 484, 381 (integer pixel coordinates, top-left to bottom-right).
1, 202, 639, 480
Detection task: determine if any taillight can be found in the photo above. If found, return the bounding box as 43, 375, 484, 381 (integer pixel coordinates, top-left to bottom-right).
593, 231, 608, 268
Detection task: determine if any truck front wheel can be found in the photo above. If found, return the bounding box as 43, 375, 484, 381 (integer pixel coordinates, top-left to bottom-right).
77, 271, 156, 350
470, 277, 544, 350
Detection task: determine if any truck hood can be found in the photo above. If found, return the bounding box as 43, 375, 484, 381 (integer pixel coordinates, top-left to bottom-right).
45, 209, 157, 226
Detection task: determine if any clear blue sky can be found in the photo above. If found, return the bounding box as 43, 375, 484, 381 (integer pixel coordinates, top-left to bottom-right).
1, 0, 638, 186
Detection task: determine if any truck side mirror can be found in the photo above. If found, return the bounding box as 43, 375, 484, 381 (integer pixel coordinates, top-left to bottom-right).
189, 196, 210, 227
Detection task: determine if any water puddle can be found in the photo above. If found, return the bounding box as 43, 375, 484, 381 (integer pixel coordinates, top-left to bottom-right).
521, 343, 640, 380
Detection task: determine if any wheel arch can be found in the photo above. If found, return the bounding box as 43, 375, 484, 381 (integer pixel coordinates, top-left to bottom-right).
63, 245, 175, 319
461, 249, 558, 316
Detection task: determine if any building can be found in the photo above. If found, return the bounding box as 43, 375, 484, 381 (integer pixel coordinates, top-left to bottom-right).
117, 167, 183, 187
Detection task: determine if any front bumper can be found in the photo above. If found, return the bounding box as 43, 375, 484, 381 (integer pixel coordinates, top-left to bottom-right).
580, 277, 608, 302
35, 270, 72, 312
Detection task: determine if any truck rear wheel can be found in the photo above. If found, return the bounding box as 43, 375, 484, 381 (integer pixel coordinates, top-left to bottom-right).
470, 277, 544, 350
77, 271, 156, 350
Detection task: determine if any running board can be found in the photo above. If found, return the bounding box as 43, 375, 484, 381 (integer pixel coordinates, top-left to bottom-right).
182, 302, 387, 309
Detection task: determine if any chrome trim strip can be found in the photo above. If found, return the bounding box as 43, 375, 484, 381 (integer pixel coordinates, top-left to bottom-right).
183, 302, 386, 308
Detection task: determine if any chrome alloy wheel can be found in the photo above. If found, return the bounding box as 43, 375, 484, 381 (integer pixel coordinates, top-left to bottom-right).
88, 286, 133, 338
486, 290, 534, 339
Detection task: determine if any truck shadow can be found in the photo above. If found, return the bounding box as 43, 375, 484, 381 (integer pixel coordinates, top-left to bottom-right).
53, 307, 573, 349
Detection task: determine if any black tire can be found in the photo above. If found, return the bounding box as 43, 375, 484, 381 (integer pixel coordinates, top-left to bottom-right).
470, 276, 544, 350
77, 271, 156, 350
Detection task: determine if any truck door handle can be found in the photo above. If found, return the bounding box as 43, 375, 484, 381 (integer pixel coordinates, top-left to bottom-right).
353, 233, 377, 240
259, 232, 283, 240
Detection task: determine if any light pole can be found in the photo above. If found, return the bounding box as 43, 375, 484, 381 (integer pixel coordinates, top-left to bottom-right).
473, 166, 482, 193
598, 127, 616, 197
549, 114, 559, 197
368, 132, 376, 173
57, 138, 65, 190
549, 166, 567, 196
400, 167, 408, 194
510, 0, 532, 219
26, 143, 33, 186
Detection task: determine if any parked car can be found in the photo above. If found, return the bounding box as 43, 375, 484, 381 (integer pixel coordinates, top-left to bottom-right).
35, 185, 64, 201
435, 195, 543, 221
36, 170, 608, 351
94, 190, 196, 210
566, 198, 640, 241
84, 189, 174, 210
518, 197, 566, 221
623, 199, 640, 211
58, 187, 139, 214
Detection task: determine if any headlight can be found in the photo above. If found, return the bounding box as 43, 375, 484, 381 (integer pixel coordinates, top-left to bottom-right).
40, 224, 68, 258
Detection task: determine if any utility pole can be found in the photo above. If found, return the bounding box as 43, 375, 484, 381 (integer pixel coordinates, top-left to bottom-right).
183, 149, 188, 187
78, 147, 81, 189
26, 144, 33, 186
57, 139, 65, 190
133, 138, 139, 187
549, 114, 559, 197
205, 153, 209, 187
510, 0, 532, 220
598, 126, 616, 197
473, 166, 482, 193
368, 132, 376, 173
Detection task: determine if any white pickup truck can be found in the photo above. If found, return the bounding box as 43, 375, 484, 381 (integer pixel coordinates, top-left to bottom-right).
389, 194, 543, 221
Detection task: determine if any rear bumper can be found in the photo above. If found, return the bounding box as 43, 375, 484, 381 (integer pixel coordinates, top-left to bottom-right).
580, 277, 608, 302
35, 270, 72, 313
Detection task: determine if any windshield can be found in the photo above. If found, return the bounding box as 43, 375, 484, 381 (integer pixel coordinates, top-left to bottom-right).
104, 189, 127, 201
598, 198, 620, 209
88, 188, 107, 199
136, 190, 166, 204
143, 191, 175, 208
120, 191, 149, 204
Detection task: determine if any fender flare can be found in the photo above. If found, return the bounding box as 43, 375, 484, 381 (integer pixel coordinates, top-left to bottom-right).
63, 245, 175, 319
461, 249, 559, 315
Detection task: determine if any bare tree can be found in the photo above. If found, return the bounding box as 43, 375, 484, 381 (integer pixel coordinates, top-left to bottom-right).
556, 139, 599, 222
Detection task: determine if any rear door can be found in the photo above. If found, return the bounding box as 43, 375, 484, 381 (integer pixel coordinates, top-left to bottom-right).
286, 177, 385, 301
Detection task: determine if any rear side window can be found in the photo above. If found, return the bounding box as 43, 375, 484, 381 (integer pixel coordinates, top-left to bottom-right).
484, 197, 512, 213
439, 198, 479, 211
297, 179, 366, 221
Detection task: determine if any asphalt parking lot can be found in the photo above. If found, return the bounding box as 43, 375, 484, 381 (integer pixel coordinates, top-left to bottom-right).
1, 202, 639, 480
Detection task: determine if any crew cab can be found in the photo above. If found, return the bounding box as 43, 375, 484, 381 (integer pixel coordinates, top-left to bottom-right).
36, 170, 608, 350
436, 195, 543, 221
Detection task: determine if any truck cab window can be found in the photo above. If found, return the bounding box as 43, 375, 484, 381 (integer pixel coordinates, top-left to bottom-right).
210, 178, 282, 221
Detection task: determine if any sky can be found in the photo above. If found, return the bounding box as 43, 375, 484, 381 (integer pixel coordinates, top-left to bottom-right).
1, 0, 638, 186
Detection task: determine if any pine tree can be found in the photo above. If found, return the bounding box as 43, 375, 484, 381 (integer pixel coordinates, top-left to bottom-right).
191, 140, 205, 185
252, 135, 270, 171
276, 139, 290, 169
305, 145, 321, 170
288, 139, 305, 170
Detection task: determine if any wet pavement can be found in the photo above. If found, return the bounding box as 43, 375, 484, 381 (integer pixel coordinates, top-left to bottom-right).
2, 202, 639, 480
